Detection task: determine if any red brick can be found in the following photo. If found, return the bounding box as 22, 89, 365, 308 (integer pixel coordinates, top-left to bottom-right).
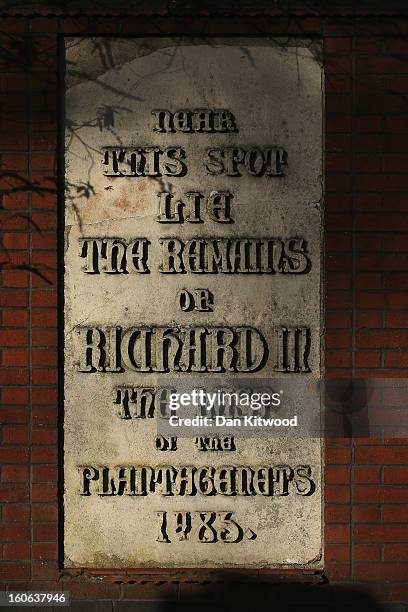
358, 56, 408, 73
356, 193, 382, 211
356, 74, 385, 95
32, 234, 57, 249
356, 524, 408, 542
359, 253, 408, 271
33, 523, 57, 541
383, 154, 408, 173
60, 16, 89, 33
3, 543, 29, 560
0, 368, 28, 385
0, 483, 28, 502
326, 447, 351, 464
0, 291, 28, 307
32, 484, 56, 502
354, 543, 381, 561
360, 214, 408, 232
326, 312, 352, 329
324, 562, 351, 582
326, 214, 352, 232
352, 505, 381, 523
326, 194, 352, 212
326, 292, 352, 309
325, 525, 350, 542
384, 466, 408, 484
0, 132, 28, 150
1, 465, 29, 483
2, 191, 29, 210
325, 37, 351, 54
32, 290, 57, 307
30, 17, 59, 32
356, 311, 382, 329
383, 234, 408, 252
383, 504, 408, 522
384, 115, 408, 132
31, 132, 56, 150
325, 350, 351, 368
326, 174, 352, 193
32, 446, 57, 463
2, 425, 28, 445
384, 194, 408, 211
1, 349, 29, 367
326, 77, 352, 95
387, 312, 408, 328
357, 292, 386, 309
356, 446, 408, 464
356, 115, 382, 132
0, 330, 28, 348
353, 467, 381, 484
357, 94, 408, 114
30, 212, 56, 231
326, 57, 352, 74
1, 153, 28, 172
32, 310, 57, 327
325, 543, 350, 562
32, 407, 57, 425
355, 351, 381, 368
32, 192, 57, 210
355, 562, 408, 581
326, 271, 351, 290
356, 39, 382, 54
326, 152, 351, 173
0, 252, 29, 268
0, 524, 29, 541
32, 349, 57, 366
357, 330, 408, 349
326, 232, 352, 252
391, 583, 408, 601
1, 310, 27, 340
32, 502, 58, 522
356, 272, 382, 289
32, 542, 58, 560
32, 329, 57, 347
31, 561, 59, 580
31, 253, 57, 270
325, 467, 350, 484
355, 485, 408, 503
32, 465, 57, 483
356, 234, 382, 253
2, 234, 28, 250
356, 155, 381, 175
386, 39, 408, 53
0, 564, 30, 580
326, 94, 352, 114
0, 214, 28, 232
0, 447, 28, 463
385, 273, 408, 290
67, 582, 121, 601
325, 506, 350, 523
384, 543, 408, 561
0, 408, 28, 424
2, 504, 29, 523
32, 368, 57, 385
326, 331, 352, 349
388, 293, 408, 308
325, 485, 350, 504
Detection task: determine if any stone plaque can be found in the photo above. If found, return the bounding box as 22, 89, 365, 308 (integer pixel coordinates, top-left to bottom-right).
64, 37, 323, 569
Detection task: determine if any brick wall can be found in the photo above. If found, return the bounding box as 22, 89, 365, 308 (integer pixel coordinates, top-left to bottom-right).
0, 9, 408, 608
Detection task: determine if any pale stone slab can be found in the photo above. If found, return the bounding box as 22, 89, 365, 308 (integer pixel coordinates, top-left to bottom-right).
64, 38, 323, 569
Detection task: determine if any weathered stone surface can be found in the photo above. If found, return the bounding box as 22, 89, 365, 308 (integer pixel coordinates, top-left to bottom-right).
64, 37, 323, 569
